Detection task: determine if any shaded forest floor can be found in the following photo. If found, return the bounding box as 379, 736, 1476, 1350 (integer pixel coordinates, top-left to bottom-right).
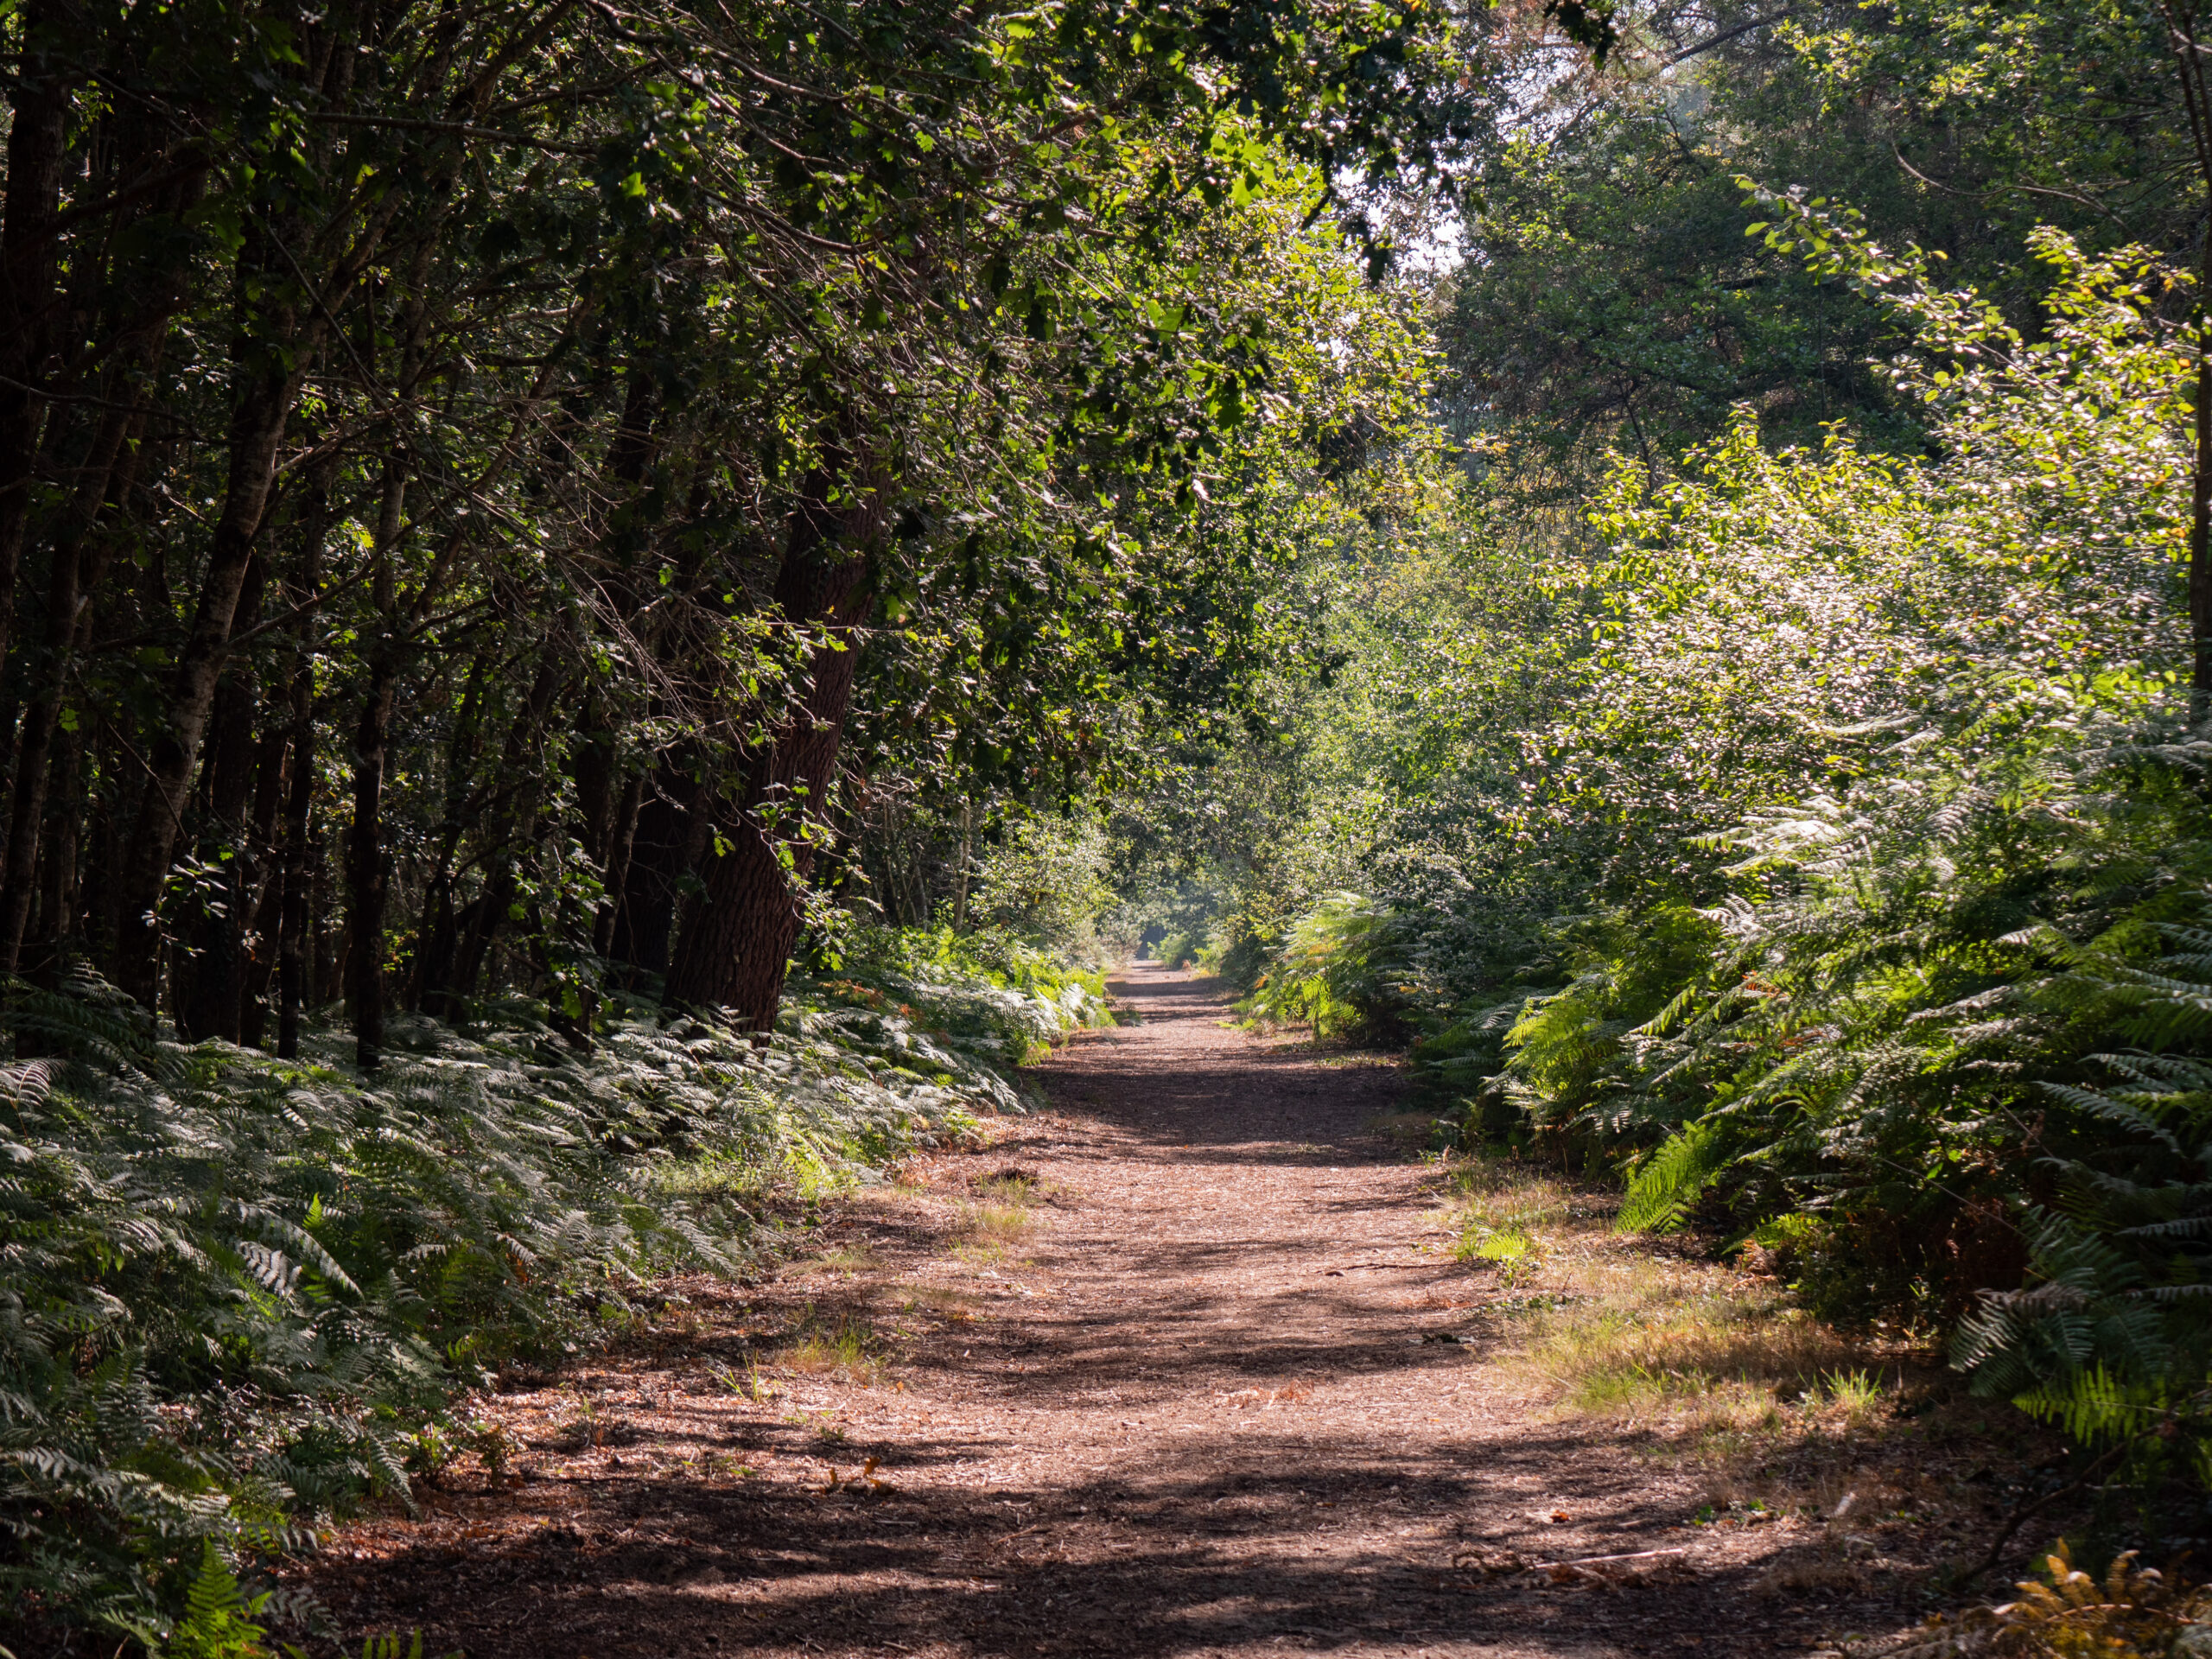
292, 964, 2069, 1658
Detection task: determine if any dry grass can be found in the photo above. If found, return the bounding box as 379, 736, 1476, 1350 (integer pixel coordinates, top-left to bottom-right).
1433, 1159, 1867, 1430
784, 1243, 880, 1279
951, 1166, 1052, 1262
1424, 1156, 2094, 1592
772, 1316, 884, 1385
1437, 1165, 1580, 1284
894, 1285, 982, 1324
952, 1203, 1033, 1262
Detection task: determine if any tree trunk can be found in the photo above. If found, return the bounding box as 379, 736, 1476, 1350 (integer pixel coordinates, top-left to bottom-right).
346, 456, 408, 1069
410, 653, 488, 1014
345, 652, 398, 1066
2192, 236, 2211, 709
594, 772, 645, 957
0, 391, 137, 973
415, 654, 566, 1015
276, 455, 334, 1059
664, 468, 884, 1027
0, 1, 71, 741
2169, 0, 2212, 711
607, 770, 702, 980
175, 580, 264, 1042
109, 162, 405, 1008
954, 801, 976, 931
112, 330, 302, 1008
30, 715, 82, 976
237, 717, 290, 1047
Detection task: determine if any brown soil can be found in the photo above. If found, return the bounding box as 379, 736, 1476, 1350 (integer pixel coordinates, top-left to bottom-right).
295, 964, 1952, 1658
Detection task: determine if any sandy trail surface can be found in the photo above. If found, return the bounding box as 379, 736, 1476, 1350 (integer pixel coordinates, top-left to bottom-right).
302, 965, 1897, 1658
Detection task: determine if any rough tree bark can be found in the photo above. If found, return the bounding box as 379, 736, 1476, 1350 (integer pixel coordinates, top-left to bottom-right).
663, 467, 885, 1027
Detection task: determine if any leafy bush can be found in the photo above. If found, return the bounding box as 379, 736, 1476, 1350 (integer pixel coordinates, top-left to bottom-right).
967, 816, 1117, 960
1179, 213, 2212, 1460
805, 923, 1112, 1072
1573, 225, 2200, 1335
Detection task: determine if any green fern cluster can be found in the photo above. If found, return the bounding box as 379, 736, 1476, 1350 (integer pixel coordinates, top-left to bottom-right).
0, 931, 1056, 1649
1237, 892, 1408, 1044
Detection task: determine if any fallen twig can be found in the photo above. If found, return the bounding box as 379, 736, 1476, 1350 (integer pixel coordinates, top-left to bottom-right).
1529, 1548, 1688, 1572
1961, 1440, 2131, 1585
1320, 1262, 1433, 1274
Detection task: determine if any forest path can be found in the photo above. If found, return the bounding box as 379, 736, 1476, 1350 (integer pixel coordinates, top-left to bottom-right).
302, 966, 1870, 1659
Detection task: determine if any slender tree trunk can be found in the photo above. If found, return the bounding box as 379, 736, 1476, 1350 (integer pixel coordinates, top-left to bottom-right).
112, 339, 301, 1007
0, 402, 131, 971
32, 717, 82, 974
607, 770, 701, 979
176, 568, 264, 1042
594, 773, 645, 957
110, 163, 405, 1007
954, 802, 976, 931
2192, 233, 2212, 710
416, 655, 566, 1014
2167, 0, 2212, 712
410, 652, 487, 1014
276, 457, 334, 1059
345, 653, 398, 1065
237, 716, 290, 1047
0, 0, 70, 729
346, 459, 407, 1068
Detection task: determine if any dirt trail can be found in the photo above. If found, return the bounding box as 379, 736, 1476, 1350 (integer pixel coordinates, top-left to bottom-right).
303, 966, 1897, 1658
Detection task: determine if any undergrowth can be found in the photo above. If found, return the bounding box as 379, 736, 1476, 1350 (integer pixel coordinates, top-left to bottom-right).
0, 931, 1106, 1653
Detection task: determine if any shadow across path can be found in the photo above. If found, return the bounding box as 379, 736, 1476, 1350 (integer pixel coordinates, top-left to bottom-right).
297, 964, 1871, 1659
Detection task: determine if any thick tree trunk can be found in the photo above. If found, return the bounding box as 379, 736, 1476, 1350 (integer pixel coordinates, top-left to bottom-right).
664, 470, 883, 1027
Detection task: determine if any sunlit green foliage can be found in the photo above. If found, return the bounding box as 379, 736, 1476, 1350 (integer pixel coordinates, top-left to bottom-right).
1157, 202, 2209, 1471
